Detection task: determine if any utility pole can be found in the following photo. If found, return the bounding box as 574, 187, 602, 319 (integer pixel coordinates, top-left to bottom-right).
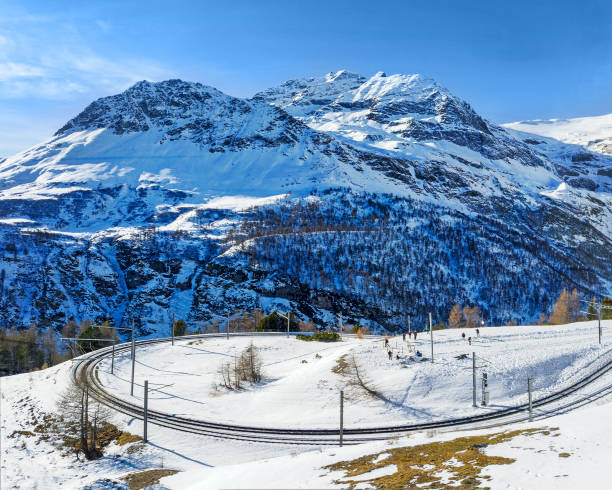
429, 312, 434, 363
472, 352, 477, 407
227, 314, 230, 340
130, 319, 136, 396
528, 376, 533, 422
144, 380, 148, 442
339, 389, 344, 447
172, 312, 175, 346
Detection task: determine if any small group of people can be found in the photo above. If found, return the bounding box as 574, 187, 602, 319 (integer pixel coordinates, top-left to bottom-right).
460, 328, 480, 345
387, 349, 402, 360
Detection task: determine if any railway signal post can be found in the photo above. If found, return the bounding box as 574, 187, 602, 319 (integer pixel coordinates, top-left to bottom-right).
481, 373, 489, 406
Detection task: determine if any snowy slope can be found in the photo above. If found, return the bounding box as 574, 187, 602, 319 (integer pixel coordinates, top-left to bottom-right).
99, 321, 610, 429
2, 321, 611, 488
0, 74, 610, 333
504, 113, 612, 156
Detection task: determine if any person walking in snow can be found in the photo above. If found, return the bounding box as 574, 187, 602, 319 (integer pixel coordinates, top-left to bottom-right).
476, 328, 480, 337
468, 336, 472, 346
462, 332, 466, 340
388, 350, 393, 360
402, 333, 406, 341
414, 331, 417, 340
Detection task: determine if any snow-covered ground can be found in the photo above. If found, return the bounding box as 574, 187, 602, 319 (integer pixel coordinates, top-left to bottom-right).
504, 113, 612, 155
1, 320, 611, 489
101, 321, 610, 429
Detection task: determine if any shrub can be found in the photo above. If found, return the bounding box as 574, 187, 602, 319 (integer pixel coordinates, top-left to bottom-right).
296, 331, 341, 342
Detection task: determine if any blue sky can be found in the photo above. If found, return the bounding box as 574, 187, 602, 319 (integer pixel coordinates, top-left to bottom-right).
1, 0, 611, 156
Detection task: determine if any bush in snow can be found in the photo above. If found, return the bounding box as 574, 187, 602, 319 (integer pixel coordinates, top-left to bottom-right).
217, 342, 263, 389
296, 331, 341, 342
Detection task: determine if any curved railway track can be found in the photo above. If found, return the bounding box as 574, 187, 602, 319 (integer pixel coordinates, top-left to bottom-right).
73, 333, 612, 445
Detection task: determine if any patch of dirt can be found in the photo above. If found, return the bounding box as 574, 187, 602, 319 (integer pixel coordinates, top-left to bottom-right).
121, 469, 179, 489
325, 428, 558, 489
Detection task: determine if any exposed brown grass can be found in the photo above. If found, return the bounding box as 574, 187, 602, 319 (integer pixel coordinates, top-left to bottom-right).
121, 469, 179, 489
325, 428, 558, 489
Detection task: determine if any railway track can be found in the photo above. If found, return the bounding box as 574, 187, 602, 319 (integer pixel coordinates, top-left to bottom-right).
73, 333, 612, 445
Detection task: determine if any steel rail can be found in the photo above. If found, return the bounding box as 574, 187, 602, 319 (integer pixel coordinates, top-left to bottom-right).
73, 333, 612, 444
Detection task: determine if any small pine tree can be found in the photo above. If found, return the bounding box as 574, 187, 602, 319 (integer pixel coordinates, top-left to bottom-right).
603, 297, 612, 320
257, 312, 299, 332
173, 319, 187, 336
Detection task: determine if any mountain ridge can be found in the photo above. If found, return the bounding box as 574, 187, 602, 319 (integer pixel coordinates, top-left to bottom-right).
0, 71, 610, 334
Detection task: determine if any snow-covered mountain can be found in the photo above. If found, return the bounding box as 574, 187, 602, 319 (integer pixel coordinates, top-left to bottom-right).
504, 112, 612, 156
0, 72, 610, 335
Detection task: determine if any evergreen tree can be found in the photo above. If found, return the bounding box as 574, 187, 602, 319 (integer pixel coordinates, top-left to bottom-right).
173, 319, 187, 336
603, 297, 612, 320
257, 312, 299, 332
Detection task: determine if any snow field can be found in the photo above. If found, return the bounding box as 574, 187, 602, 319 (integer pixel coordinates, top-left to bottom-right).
1, 320, 611, 489
100, 321, 612, 429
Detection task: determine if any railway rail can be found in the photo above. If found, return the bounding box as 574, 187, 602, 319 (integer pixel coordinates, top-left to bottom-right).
73, 333, 612, 445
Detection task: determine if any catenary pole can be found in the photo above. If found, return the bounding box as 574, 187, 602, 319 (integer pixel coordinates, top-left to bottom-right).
130, 319, 136, 396
131, 319, 135, 360
599, 297, 602, 345
339, 390, 344, 447
528, 376, 533, 422
144, 380, 148, 442
472, 352, 477, 407
172, 312, 175, 346
429, 312, 434, 363
111, 340, 115, 374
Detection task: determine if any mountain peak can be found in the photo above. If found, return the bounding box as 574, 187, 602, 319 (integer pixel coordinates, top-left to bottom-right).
55, 78, 233, 136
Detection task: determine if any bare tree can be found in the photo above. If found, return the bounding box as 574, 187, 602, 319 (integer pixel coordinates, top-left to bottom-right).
57, 382, 111, 460
217, 343, 263, 389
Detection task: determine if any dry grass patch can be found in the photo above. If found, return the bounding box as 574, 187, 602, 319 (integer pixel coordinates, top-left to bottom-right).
332, 354, 350, 375
325, 428, 557, 489
121, 469, 179, 489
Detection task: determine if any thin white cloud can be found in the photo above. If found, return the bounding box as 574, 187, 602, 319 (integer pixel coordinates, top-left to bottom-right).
0, 11, 173, 100
0, 61, 47, 81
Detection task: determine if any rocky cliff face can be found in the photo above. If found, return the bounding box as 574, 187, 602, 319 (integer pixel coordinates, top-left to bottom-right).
0, 72, 610, 336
